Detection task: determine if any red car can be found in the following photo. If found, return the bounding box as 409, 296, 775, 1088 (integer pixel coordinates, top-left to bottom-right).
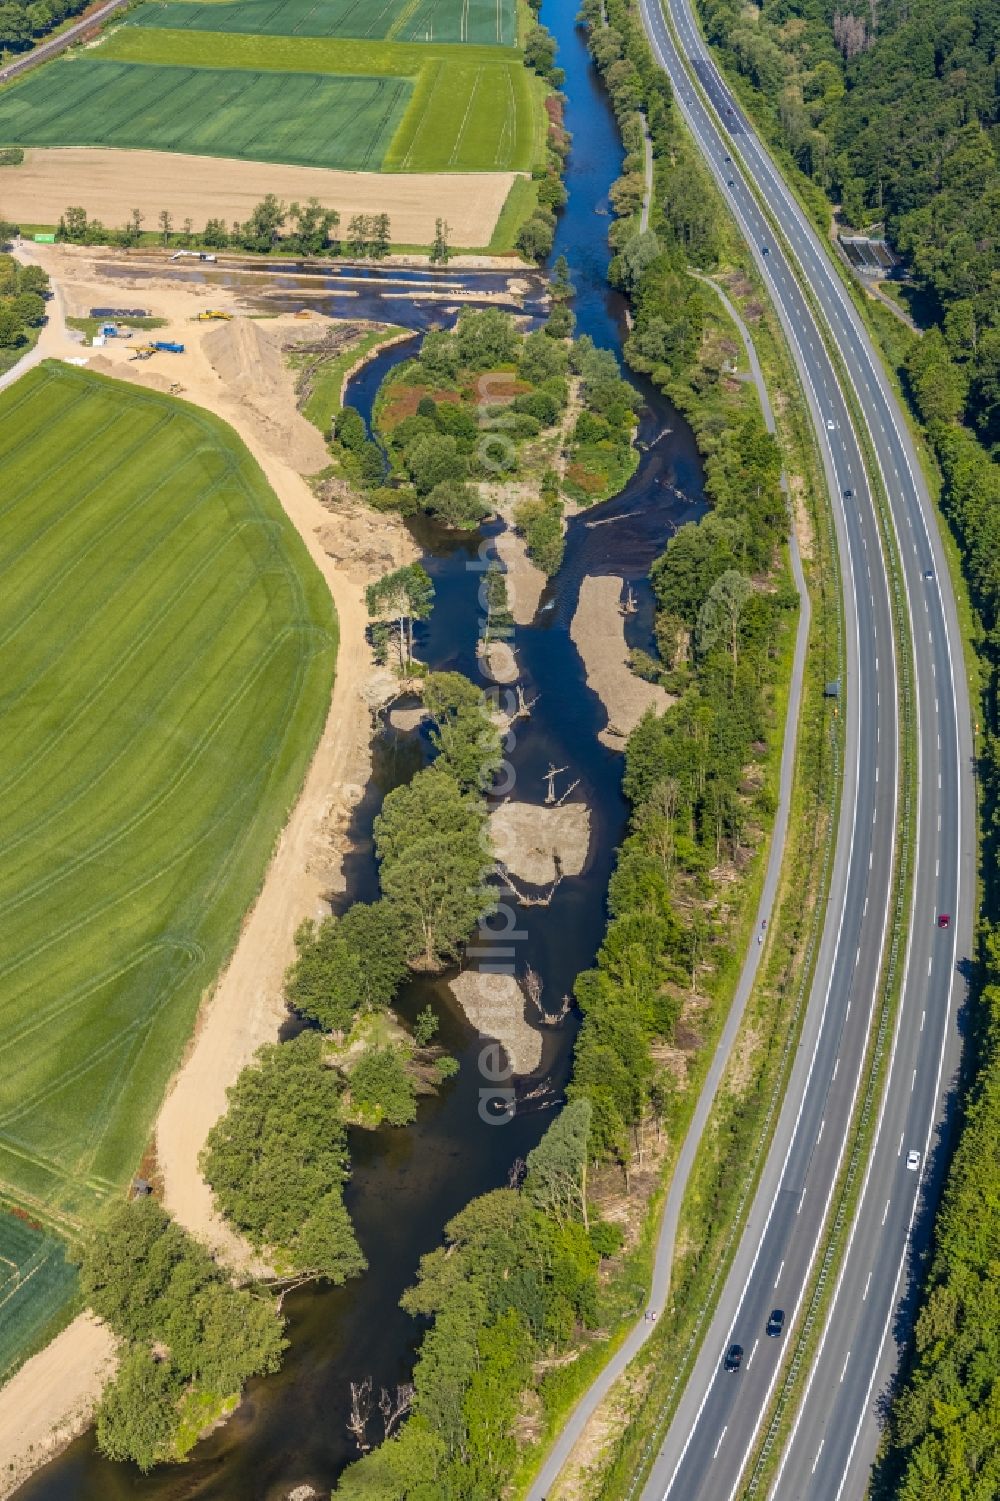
938, 913, 951, 929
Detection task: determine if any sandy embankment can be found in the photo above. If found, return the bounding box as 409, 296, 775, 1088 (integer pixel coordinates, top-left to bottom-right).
0, 253, 418, 1487
0, 148, 520, 246
0, 1315, 117, 1501
494, 523, 547, 624
490, 801, 592, 885
570, 575, 672, 746
449, 971, 543, 1078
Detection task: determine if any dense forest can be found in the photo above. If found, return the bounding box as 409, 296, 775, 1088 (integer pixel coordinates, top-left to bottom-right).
696, 0, 999, 446
689, 1, 1000, 1494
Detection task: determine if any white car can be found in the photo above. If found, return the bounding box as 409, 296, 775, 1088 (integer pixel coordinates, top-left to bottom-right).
826, 419, 836, 430
906, 1149, 921, 1171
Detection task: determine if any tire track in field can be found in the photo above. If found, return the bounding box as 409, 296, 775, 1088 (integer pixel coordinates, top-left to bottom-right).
0, 510, 263, 864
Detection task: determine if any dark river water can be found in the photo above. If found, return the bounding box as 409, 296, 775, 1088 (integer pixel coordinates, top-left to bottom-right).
16, 5, 704, 1498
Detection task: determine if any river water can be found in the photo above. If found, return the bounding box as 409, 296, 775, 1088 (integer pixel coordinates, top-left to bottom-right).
16, 6, 703, 1498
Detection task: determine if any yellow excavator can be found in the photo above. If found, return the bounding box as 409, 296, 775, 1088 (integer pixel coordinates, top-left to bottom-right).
130, 344, 158, 361
196, 309, 233, 321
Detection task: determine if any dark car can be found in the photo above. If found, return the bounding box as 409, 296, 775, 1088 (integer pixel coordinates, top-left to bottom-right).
762, 245, 770, 256
724, 153, 732, 162
843, 488, 854, 498
938, 913, 951, 929
724, 1343, 744, 1372
766, 1309, 785, 1338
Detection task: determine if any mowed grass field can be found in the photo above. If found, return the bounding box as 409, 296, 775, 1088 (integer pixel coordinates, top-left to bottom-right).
0, 363, 336, 1227
0, 58, 412, 171
0, 1210, 77, 1382
131, 0, 518, 46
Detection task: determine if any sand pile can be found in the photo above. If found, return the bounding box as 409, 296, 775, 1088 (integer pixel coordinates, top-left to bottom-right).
204, 317, 330, 475
449, 970, 543, 1077
491, 801, 591, 884
571, 575, 672, 747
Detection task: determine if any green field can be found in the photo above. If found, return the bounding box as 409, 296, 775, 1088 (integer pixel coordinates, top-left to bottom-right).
0, 363, 335, 1228
0, 1210, 78, 1383
96, 28, 543, 172
0, 57, 411, 171
131, 0, 518, 46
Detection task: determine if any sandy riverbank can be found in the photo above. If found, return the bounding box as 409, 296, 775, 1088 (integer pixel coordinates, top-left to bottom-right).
449, 971, 543, 1078
570, 575, 672, 747
0, 1315, 117, 1501
490, 801, 592, 885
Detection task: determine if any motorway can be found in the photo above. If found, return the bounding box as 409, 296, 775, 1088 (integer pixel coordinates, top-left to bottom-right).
633, 1, 975, 1498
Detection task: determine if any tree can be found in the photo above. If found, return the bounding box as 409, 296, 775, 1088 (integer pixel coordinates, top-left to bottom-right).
366, 563, 435, 666
405, 432, 467, 495
288, 197, 340, 255
551, 253, 575, 301
202, 217, 230, 249
347, 213, 372, 258
421, 671, 503, 791
0, 307, 25, 348
413, 1006, 439, 1046
695, 570, 754, 681
371, 213, 391, 259
57, 205, 89, 243
11, 291, 45, 327
375, 767, 493, 967
430, 218, 451, 266
481, 560, 513, 644
349, 1045, 417, 1126
0, 219, 18, 247
202, 1031, 367, 1283
525, 1099, 593, 1228
285, 900, 409, 1031
544, 302, 575, 339
425, 479, 488, 529
454, 307, 519, 369
95, 1349, 177, 1471
16, 263, 49, 296
237, 194, 285, 254
335, 404, 367, 452
157, 209, 173, 247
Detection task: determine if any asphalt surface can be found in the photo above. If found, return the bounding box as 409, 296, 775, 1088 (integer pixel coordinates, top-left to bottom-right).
632, 2, 975, 1499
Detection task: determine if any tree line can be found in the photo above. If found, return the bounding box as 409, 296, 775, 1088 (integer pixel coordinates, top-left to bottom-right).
0, 243, 48, 350
0, 0, 89, 56
52, 194, 409, 258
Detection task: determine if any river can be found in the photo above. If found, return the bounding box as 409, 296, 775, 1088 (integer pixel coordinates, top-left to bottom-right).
15, 5, 704, 1498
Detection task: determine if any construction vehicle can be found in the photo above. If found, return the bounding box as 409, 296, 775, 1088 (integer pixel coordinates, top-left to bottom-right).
130, 344, 157, 361
196, 309, 232, 321
152, 341, 185, 354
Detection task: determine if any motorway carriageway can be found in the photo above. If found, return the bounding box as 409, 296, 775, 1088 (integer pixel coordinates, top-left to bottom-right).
634, 1, 975, 1499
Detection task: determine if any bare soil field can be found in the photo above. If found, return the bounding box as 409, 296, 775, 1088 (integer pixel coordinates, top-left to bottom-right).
1, 148, 520, 245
